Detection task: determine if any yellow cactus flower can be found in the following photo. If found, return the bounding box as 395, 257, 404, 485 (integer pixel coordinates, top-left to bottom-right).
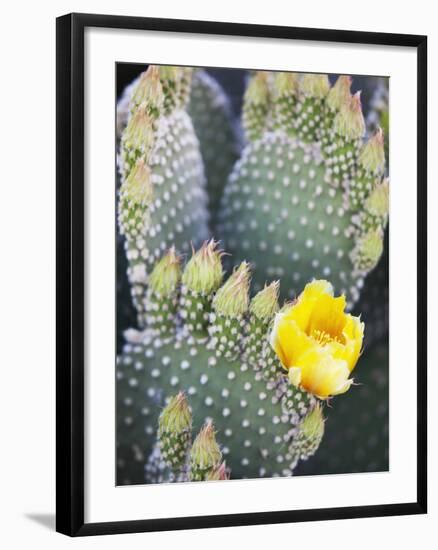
270, 280, 364, 399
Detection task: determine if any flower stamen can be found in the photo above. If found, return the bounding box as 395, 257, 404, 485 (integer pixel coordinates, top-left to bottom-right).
311, 329, 337, 346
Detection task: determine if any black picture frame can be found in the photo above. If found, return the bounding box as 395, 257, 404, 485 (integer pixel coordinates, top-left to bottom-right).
56, 12, 427, 537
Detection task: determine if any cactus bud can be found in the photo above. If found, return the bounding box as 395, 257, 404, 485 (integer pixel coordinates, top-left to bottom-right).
289, 403, 325, 461
348, 127, 385, 211
123, 158, 153, 206
182, 240, 224, 295
296, 74, 330, 143
243, 72, 271, 141
246, 281, 280, 370
210, 262, 251, 360
146, 248, 182, 334
190, 421, 222, 481
273, 71, 299, 98
158, 65, 179, 82
272, 72, 299, 135
118, 159, 153, 241
301, 403, 325, 441
300, 74, 330, 98
149, 247, 181, 298
334, 91, 365, 140
130, 66, 164, 117
122, 103, 155, 159
180, 241, 224, 337
351, 227, 384, 272
205, 462, 230, 481
213, 261, 251, 318
157, 66, 180, 114
250, 281, 280, 322
326, 75, 352, 111
245, 71, 270, 104
365, 178, 389, 219
359, 127, 386, 174
158, 392, 192, 471
177, 67, 193, 107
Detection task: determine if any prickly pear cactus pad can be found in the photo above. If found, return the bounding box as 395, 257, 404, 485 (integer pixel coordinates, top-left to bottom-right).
218, 72, 388, 306
116, 64, 389, 485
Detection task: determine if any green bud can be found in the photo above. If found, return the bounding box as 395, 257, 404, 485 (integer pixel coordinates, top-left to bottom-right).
159, 392, 192, 435
289, 403, 325, 461
122, 158, 153, 206
359, 127, 386, 174
245, 71, 270, 105
157, 66, 180, 113
273, 71, 299, 98
365, 178, 389, 219
177, 67, 193, 107
351, 227, 384, 272
122, 102, 155, 156
334, 91, 365, 140
148, 247, 181, 297
182, 240, 224, 294
300, 74, 330, 98
212, 261, 251, 317
245, 281, 280, 368
243, 72, 272, 141
158, 392, 192, 471
250, 281, 280, 321
190, 422, 222, 481
300, 403, 325, 441
158, 65, 179, 83
272, 72, 300, 135
326, 75, 352, 111
118, 159, 152, 241
130, 66, 164, 117
159, 392, 192, 434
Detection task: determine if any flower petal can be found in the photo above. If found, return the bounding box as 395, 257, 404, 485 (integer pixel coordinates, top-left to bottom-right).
288, 367, 302, 387
332, 378, 354, 395
303, 279, 334, 298
341, 315, 364, 372
277, 318, 314, 368
307, 292, 347, 340
269, 315, 288, 366
283, 280, 334, 332
295, 348, 352, 399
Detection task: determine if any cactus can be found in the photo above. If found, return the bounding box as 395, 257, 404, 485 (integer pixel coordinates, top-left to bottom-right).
117, 245, 323, 484
117, 66, 209, 328
218, 71, 388, 305
116, 67, 240, 345
147, 392, 229, 483
116, 66, 389, 485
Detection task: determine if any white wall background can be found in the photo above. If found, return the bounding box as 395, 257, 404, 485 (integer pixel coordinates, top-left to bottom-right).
0, 0, 435, 548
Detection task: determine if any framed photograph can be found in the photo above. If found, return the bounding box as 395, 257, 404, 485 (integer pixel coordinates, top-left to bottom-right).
56, 13, 427, 536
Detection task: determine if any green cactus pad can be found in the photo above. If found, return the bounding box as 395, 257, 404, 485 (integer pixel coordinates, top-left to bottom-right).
120, 108, 209, 326
117, 329, 316, 484
218, 133, 363, 305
